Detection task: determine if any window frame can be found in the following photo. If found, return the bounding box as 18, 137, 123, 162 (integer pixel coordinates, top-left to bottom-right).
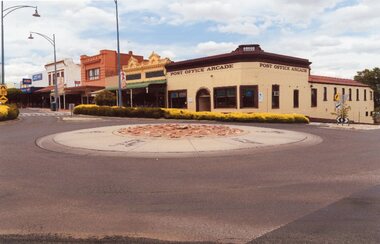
87, 68, 100, 81
126, 73, 141, 81
349, 88, 352, 101
293, 89, 299, 108
240, 85, 259, 109
213, 86, 237, 109
168, 89, 188, 109
146, 70, 165, 79
356, 89, 360, 101
323, 87, 327, 101
271, 85, 280, 109
311, 88, 318, 107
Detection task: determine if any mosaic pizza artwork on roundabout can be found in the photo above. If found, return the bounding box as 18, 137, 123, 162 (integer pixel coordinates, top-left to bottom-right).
37, 123, 322, 158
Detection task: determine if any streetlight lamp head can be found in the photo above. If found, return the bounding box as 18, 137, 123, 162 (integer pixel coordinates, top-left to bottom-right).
28, 33, 34, 40
32, 8, 40, 17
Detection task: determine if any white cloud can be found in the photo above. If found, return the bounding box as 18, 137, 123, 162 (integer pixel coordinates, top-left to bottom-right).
1, 0, 380, 83
195, 41, 236, 56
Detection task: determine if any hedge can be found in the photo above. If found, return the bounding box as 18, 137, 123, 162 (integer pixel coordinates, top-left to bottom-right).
0, 104, 19, 121
73, 105, 309, 123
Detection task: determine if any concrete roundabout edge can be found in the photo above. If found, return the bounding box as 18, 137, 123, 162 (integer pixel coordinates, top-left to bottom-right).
36, 123, 323, 159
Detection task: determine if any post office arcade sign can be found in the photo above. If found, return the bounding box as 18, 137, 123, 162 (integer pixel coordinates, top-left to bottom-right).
169, 63, 308, 76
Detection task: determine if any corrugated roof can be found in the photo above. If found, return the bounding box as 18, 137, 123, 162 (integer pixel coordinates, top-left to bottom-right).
309, 75, 369, 87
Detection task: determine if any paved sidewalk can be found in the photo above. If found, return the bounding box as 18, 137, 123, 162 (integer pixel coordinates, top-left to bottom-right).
310, 122, 380, 130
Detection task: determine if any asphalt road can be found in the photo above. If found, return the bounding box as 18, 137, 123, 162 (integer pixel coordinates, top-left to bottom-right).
0, 109, 379, 243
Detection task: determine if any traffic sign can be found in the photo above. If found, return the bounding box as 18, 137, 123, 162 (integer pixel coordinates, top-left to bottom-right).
0, 96, 8, 104
335, 102, 342, 110
342, 94, 349, 102
334, 93, 340, 101
336, 117, 349, 124
0, 85, 8, 104
0, 85, 7, 96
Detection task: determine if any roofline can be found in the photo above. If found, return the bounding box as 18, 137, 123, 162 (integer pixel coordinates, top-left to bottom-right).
166, 46, 311, 72
309, 75, 370, 88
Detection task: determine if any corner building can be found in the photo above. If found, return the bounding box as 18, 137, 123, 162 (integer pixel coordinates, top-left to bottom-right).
165, 44, 374, 123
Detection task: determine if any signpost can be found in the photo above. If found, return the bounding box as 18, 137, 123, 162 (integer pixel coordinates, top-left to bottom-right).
334, 93, 350, 126
0, 85, 7, 104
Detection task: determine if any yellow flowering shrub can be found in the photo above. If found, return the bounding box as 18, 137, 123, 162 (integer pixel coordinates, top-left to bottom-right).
73, 105, 309, 123
163, 109, 309, 123
0, 104, 19, 121
0, 105, 8, 120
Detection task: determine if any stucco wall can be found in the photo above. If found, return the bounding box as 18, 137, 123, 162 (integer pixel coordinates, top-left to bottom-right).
167, 61, 374, 123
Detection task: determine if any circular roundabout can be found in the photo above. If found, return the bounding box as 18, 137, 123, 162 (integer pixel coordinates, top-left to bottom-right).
37, 123, 322, 158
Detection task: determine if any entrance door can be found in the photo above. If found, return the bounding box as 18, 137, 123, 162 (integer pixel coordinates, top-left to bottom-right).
196, 89, 211, 112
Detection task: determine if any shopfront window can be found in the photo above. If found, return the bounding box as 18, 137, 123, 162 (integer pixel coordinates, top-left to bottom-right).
214, 86, 237, 108
293, 89, 299, 108
168, 90, 187, 109
311, 88, 317, 107
88, 68, 100, 80
240, 85, 258, 108
272, 85, 280, 109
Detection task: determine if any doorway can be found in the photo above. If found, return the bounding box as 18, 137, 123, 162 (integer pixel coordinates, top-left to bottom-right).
196, 88, 211, 112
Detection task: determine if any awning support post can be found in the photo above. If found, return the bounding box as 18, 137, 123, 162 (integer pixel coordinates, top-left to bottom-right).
130, 89, 133, 108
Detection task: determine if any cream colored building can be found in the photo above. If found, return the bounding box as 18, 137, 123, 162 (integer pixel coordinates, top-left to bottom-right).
121, 52, 172, 107
165, 44, 374, 123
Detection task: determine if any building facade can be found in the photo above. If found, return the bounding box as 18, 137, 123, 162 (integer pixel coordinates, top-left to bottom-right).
80, 50, 143, 87
45, 58, 81, 88
165, 44, 374, 123
121, 52, 172, 107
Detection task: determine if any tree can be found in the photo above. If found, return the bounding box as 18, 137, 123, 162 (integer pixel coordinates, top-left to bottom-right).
94, 90, 116, 106
6, 88, 22, 104
354, 67, 380, 108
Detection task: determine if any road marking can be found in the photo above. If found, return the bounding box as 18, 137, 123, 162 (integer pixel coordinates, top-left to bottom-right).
20, 112, 71, 117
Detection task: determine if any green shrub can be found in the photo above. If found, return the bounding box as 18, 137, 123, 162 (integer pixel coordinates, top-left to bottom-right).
73, 105, 163, 118
94, 90, 116, 106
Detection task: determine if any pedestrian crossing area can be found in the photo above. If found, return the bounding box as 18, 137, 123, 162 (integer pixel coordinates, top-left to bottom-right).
20, 112, 71, 117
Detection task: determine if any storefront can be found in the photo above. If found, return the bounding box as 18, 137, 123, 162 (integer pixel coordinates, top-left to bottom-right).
165, 44, 374, 123
122, 52, 171, 107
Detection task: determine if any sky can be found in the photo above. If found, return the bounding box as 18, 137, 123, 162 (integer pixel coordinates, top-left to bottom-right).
2, 0, 380, 84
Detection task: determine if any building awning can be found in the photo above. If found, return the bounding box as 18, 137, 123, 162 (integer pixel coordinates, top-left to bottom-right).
126, 79, 166, 89
65, 85, 104, 95
34, 86, 54, 93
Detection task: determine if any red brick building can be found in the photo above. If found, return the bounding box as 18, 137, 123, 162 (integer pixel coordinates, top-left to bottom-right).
80, 50, 143, 87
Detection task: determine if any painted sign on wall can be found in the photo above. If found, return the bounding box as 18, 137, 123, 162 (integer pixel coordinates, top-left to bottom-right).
22, 78, 32, 85
32, 73, 43, 81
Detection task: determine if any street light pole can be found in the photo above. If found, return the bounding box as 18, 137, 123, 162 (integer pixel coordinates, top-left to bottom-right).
1, 1, 40, 85
115, 0, 122, 107
28, 32, 58, 111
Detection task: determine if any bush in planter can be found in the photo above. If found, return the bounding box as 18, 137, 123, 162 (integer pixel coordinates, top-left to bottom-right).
95, 90, 116, 106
